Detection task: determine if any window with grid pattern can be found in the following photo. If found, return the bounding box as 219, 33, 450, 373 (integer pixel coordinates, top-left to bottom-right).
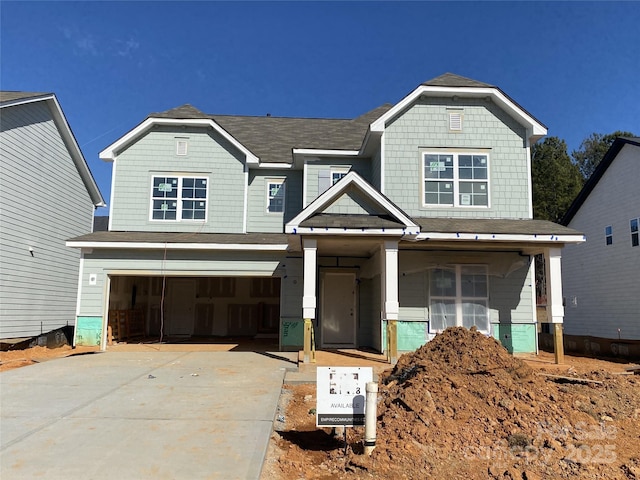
151, 175, 207, 221
423, 152, 489, 207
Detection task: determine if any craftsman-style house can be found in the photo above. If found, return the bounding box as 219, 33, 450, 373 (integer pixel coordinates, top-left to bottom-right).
67, 73, 584, 360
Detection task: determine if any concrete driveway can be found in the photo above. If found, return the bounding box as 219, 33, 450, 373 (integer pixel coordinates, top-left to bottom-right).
0, 350, 297, 479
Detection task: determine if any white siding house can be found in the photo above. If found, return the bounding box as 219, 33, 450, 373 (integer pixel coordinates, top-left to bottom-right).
561, 137, 640, 344
0, 92, 105, 340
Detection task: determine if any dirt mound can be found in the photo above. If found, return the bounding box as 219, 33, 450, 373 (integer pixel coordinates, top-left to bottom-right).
367, 327, 638, 479
263, 327, 640, 480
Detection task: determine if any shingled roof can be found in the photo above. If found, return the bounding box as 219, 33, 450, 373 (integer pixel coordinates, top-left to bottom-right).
422, 73, 494, 88
149, 103, 393, 163
0, 91, 51, 104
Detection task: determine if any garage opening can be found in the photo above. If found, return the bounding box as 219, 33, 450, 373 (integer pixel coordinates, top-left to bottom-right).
107, 275, 281, 345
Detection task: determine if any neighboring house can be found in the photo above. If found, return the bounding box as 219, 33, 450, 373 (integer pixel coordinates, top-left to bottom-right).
67, 73, 583, 358
0, 92, 105, 340
561, 137, 640, 348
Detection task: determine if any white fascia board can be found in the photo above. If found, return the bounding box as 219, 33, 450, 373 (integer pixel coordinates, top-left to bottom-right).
292, 149, 360, 157
66, 241, 288, 251
256, 162, 294, 169
370, 86, 547, 138
9, 95, 107, 207
415, 232, 586, 244
99, 117, 260, 165
286, 171, 418, 230
285, 227, 416, 236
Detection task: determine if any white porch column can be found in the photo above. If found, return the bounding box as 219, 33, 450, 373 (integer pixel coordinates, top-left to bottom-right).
302, 239, 317, 364
381, 240, 399, 364
544, 247, 565, 364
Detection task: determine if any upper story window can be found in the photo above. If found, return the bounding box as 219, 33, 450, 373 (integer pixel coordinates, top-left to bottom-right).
605, 226, 613, 245
631, 218, 639, 247
150, 175, 208, 221
423, 152, 489, 207
176, 138, 188, 156
331, 167, 350, 185
267, 179, 286, 213
429, 265, 489, 333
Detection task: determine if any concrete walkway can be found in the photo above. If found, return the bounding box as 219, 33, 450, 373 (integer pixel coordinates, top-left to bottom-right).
0, 350, 297, 479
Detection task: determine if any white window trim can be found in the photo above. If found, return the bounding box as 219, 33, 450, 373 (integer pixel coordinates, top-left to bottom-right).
266, 178, 286, 214
631, 217, 639, 247
421, 150, 491, 208
149, 175, 209, 222
176, 138, 188, 156
428, 264, 489, 334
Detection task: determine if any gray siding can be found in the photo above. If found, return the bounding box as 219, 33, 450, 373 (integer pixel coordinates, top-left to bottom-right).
563, 143, 640, 340
110, 127, 246, 233
247, 169, 302, 232
0, 101, 94, 338
384, 97, 530, 218
304, 158, 372, 206
371, 147, 382, 190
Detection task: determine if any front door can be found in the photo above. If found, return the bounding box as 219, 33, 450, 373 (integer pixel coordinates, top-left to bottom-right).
166, 279, 195, 336
321, 272, 357, 347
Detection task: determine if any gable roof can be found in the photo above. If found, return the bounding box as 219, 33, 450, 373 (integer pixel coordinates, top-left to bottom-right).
370, 73, 547, 143
421, 72, 494, 88
1, 91, 105, 207
0, 91, 51, 104
286, 171, 419, 235
562, 137, 640, 225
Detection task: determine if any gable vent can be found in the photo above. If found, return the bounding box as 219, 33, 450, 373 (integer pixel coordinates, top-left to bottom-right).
176, 139, 188, 156
449, 112, 463, 131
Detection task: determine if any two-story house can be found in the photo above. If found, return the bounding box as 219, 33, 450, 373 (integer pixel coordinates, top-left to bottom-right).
1, 92, 105, 342
560, 137, 640, 357
67, 73, 584, 361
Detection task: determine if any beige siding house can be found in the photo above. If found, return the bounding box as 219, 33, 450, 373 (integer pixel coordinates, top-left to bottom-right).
67, 74, 583, 359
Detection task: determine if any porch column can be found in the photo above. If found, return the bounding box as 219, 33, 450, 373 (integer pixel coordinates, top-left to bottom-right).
382, 240, 399, 364
544, 247, 565, 364
302, 239, 317, 364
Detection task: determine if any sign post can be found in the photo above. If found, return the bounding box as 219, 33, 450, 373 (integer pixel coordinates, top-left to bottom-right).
316, 366, 373, 427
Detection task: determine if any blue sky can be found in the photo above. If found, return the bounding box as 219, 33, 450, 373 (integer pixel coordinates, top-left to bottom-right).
2, 1, 638, 215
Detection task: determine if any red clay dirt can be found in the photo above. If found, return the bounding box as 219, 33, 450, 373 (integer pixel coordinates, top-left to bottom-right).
262, 327, 640, 480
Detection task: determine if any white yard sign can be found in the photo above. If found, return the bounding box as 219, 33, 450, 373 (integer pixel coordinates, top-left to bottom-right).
316, 366, 373, 427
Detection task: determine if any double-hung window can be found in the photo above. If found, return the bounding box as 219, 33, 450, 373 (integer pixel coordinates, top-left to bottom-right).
605, 226, 613, 245
429, 265, 489, 333
267, 179, 286, 213
151, 176, 208, 221
423, 152, 489, 207
331, 167, 350, 185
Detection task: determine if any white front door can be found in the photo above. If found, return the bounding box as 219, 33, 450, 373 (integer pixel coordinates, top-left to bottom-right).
321, 272, 356, 347
166, 279, 195, 336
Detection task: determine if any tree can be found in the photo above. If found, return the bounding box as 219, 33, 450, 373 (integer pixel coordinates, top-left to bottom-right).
531, 137, 583, 223
572, 131, 635, 180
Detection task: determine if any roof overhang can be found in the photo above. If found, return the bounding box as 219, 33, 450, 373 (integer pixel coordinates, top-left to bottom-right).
66, 240, 287, 251
369, 85, 547, 144
285, 171, 419, 236
99, 117, 260, 165
415, 232, 585, 244
1, 94, 106, 208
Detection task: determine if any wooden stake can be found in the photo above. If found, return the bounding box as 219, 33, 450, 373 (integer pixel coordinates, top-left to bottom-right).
553, 323, 564, 365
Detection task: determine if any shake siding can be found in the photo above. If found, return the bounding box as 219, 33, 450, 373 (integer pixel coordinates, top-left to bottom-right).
384, 98, 529, 218
79, 250, 286, 316
563, 144, 640, 339
0, 102, 94, 338
110, 127, 245, 233
247, 169, 302, 232
325, 192, 374, 215
304, 158, 372, 205
371, 148, 381, 190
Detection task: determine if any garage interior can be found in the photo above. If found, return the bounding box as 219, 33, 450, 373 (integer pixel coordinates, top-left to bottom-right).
107, 275, 281, 345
